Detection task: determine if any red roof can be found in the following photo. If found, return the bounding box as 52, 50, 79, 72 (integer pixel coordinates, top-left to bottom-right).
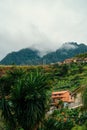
52, 90, 73, 103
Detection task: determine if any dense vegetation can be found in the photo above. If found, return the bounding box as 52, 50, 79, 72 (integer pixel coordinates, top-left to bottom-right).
1, 42, 87, 65
0, 61, 87, 92
0, 60, 87, 129
40, 108, 87, 130
0, 69, 51, 130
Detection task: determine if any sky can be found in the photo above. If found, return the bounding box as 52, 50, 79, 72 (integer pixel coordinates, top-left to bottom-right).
0, 0, 87, 60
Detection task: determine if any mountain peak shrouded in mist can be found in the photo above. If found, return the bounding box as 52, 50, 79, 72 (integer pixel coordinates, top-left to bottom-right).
1, 0, 87, 61
29, 42, 60, 57
60, 42, 78, 50
0, 42, 87, 65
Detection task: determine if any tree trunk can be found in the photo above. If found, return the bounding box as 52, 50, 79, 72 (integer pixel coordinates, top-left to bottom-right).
33, 124, 38, 130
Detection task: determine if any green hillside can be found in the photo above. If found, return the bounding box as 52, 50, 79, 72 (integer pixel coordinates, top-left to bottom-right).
51, 63, 87, 91
42, 62, 87, 92
0, 60, 87, 92
0, 60, 87, 130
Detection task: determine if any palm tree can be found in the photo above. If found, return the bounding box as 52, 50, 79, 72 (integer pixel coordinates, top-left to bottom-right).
1, 71, 50, 130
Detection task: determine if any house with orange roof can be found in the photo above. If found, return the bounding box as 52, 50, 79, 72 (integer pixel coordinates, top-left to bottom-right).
51, 90, 73, 108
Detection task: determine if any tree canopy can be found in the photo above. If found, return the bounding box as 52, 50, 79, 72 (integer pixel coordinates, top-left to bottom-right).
0, 70, 50, 130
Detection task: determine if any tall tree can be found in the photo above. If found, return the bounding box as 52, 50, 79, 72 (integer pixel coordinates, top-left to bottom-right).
1, 71, 50, 130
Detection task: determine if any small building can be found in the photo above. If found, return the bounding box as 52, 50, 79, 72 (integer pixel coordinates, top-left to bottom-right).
63, 58, 74, 64
51, 90, 73, 108
83, 58, 87, 63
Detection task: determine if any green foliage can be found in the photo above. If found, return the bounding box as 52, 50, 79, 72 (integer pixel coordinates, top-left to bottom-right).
41, 108, 80, 130
82, 86, 87, 110
71, 125, 83, 130
77, 112, 87, 124
0, 59, 87, 129
52, 62, 87, 91
0, 67, 25, 97
55, 64, 69, 77
71, 123, 87, 130
41, 109, 87, 130
1, 70, 50, 130
76, 52, 87, 58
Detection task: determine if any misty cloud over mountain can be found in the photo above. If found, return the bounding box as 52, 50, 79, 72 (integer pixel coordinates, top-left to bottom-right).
0, 42, 87, 65
0, 0, 87, 60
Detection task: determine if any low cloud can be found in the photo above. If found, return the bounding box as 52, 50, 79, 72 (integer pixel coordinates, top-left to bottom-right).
60, 42, 78, 50
0, 0, 87, 60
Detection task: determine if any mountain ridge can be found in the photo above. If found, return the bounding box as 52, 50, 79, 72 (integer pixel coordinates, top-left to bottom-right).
0, 42, 87, 65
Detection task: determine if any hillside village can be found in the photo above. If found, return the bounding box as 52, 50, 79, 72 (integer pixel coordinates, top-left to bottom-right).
0, 64, 85, 110
52, 55, 87, 65
0, 54, 87, 130
50, 55, 87, 110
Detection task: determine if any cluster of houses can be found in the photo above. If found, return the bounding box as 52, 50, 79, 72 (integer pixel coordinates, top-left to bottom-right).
63, 57, 87, 64
50, 57, 87, 109
54, 57, 87, 65
51, 86, 84, 110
